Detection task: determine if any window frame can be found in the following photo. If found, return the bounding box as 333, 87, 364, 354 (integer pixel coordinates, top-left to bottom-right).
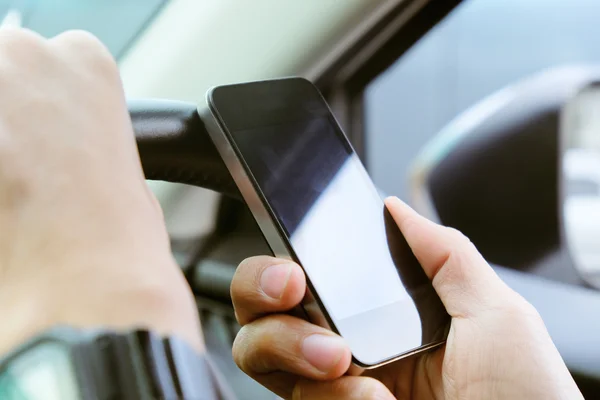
310, 0, 463, 162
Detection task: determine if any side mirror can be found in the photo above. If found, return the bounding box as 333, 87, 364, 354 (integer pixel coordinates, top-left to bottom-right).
561, 84, 600, 289
409, 65, 600, 289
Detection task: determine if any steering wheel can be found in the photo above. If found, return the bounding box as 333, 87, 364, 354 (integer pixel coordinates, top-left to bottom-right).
130, 99, 238, 197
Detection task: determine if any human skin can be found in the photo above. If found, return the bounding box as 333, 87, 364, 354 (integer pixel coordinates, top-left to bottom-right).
230, 198, 584, 400
0, 28, 202, 356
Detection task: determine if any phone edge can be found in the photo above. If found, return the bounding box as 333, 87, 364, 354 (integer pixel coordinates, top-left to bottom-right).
202, 81, 446, 369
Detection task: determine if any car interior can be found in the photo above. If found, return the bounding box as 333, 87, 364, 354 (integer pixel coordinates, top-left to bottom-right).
9, 0, 600, 398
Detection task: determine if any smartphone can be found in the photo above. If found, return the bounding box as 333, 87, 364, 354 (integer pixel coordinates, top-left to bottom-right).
205, 77, 450, 368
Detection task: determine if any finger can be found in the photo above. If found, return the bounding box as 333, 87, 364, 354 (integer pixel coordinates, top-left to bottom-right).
48, 31, 124, 112
233, 314, 351, 381
384, 197, 516, 318
231, 256, 306, 325
0, 28, 48, 70
293, 376, 396, 400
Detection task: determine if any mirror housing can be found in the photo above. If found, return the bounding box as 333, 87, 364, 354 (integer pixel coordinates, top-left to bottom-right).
409, 65, 600, 288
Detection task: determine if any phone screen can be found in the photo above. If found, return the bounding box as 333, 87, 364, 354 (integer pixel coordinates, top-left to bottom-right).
209, 78, 449, 365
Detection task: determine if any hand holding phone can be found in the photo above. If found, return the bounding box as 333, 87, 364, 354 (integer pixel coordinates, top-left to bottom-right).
206, 77, 450, 367
229, 199, 583, 400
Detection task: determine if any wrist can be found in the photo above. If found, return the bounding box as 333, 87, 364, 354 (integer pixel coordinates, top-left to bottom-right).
0, 279, 52, 357
0, 256, 204, 358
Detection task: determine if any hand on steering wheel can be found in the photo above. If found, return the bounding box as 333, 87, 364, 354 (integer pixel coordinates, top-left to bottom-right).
0, 28, 202, 356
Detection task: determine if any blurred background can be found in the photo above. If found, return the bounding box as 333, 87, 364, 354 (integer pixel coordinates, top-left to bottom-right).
3, 0, 599, 398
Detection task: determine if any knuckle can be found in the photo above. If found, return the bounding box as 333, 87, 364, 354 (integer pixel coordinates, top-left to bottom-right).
0, 28, 44, 48
238, 256, 273, 273
232, 318, 283, 372
0, 29, 49, 65
446, 227, 472, 245
232, 256, 270, 297
230, 269, 256, 304
485, 286, 547, 330
237, 256, 256, 269
235, 257, 262, 284
229, 271, 244, 299
58, 29, 104, 49
520, 299, 542, 319
359, 377, 391, 399
501, 296, 543, 323
235, 257, 257, 278
444, 227, 480, 262
55, 30, 118, 73
232, 326, 251, 371
231, 291, 258, 324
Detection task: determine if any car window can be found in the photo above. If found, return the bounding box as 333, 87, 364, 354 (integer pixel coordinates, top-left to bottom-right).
364, 0, 600, 199
0, 1, 167, 58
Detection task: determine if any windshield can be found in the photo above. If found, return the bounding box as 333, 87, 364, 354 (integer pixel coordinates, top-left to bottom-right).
0, 1, 168, 58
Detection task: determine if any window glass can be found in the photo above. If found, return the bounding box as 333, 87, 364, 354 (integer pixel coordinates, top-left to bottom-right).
365, 0, 600, 199
0, 0, 167, 58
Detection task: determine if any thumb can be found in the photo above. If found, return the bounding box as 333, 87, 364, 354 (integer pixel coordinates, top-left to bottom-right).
385, 196, 515, 318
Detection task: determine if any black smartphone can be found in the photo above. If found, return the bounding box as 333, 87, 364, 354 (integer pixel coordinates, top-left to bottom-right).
205, 77, 450, 368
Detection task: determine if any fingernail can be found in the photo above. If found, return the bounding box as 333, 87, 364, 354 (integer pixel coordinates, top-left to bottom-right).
302, 334, 346, 372
260, 264, 293, 299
